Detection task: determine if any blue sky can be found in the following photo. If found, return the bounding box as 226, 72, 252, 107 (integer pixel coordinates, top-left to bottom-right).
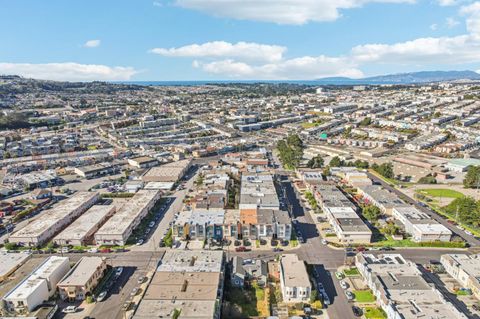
0, 0, 479, 81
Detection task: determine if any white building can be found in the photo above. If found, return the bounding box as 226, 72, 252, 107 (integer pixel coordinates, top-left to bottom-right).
441, 254, 480, 299
279, 254, 311, 303
94, 190, 161, 246
324, 206, 372, 244
392, 207, 451, 242
2, 256, 70, 315
9, 192, 99, 246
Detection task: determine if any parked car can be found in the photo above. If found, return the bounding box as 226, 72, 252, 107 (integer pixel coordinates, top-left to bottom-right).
149, 221, 155, 228
340, 280, 348, 289
115, 267, 123, 277
235, 246, 250, 252
136, 239, 144, 246
352, 306, 363, 317
100, 248, 111, 253
321, 239, 328, 245
62, 306, 77, 313
137, 276, 146, 284
273, 247, 283, 252
122, 302, 131, 311
335, 272, 344, 280
345, 290, 354, 301
97, 291, 107, 302
130, 287, 139, 296
322, 292, 331, 305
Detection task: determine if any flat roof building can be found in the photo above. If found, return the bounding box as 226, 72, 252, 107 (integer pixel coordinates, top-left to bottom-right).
2, 256, 70, 315
324, 206, 372, 244
94, 190, 161, 246
357, 185, 409, 215
356, 253, 467, 319
393, 207, 452, 243
9, 192, 99, 247
127, 156, 159, 169
57, 257, 107, 301
441, 254, 480, 299
142, 159, 191, 183
53, 205, 116, 246
133, 250, 224, 319
0, 252, 31, 283
280, 254, 311, 303
239, 173, 279, 212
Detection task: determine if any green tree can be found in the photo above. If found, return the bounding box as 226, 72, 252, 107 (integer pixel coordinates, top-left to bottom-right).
373, 162, 394, 179
359, 117, 372, 126
354, 159, 369, 169
4, 242, 17, 251
362, 205, 381, 221
444, 197, 480, 227
310, 289, 319, 303
383, 222, 400, 236
307, 155, 324, 169
329, 156, 343, 167
322, 166, 331, 177
463, 166, 480, 188
418, 174, 437, 184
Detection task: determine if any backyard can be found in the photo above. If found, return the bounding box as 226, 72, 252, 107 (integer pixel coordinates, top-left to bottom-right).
364, 307, 387, 319
353, 290, 376, 303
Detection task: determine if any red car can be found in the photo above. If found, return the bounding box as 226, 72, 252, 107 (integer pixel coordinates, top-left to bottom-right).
235, 246, 250, 252
99, 248, 111, 253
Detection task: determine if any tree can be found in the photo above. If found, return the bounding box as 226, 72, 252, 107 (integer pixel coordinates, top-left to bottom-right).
463, 166, 480, 188
322, 166, 331, 177
362, 205, 381, 221
354, 159, 369, 169
444, 197, 480, 227
383, 222, 400, 236
4, 242, 17, 251
359, 117, 372, 126
373, 162, 394, 179
329, 156, 343, 167
310, 289, 319, 303
307, 155, 324, 169
418, 174, 437, 184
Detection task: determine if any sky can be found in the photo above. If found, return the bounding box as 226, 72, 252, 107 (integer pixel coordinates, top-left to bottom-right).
1, 0, 480, 81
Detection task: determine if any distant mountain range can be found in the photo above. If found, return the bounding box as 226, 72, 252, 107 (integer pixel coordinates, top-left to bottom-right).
316, 70, 480, 85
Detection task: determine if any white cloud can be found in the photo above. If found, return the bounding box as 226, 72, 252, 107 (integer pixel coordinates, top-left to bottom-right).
174, 0, 415, 25
437, 0, 460, 6
0, 62, 138, 81
430, 23, 438, 30
150, 41, 286, 62
155, 2, 480, 79
153, 1, 163, 7
460, 2, 480, 36
195, 57, 363, 80
446, 17, 460, 28
83, 39, 101, 48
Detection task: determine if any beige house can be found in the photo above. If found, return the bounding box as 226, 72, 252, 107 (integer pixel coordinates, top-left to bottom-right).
57, 257, 107, 301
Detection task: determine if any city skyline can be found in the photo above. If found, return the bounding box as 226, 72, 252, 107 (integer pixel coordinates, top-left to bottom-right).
1, 0, 480, 81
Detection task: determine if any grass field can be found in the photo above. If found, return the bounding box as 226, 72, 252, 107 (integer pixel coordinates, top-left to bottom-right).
417, 188, 465, 198
364, 307, 387, 319
353, 290, 376, 303
344, 267, 360, 276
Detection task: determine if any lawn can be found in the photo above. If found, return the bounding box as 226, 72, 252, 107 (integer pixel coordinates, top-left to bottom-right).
417, 188, 465, 199
353, 290, 376, 303
344, 267, 360, 276
364, 307, 387, 319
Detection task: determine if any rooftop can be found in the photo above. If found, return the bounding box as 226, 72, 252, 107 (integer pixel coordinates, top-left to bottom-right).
57, 257, 105, 287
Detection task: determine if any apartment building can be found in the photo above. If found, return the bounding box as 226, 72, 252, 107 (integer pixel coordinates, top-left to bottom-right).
94, 190, 161, 246
133, 251, 224, 319
441, 254, 480, 299
57, 257, 107, 301
357, 185, 409, 215
53, 205, 116, 246
2, 256, 70, 315
279, 254, 311, 303
392, 207, 452, 242
356, 253, 467, 319
9, 192, 99, 247
172, 209, 225, 241
324, 206, 372, 244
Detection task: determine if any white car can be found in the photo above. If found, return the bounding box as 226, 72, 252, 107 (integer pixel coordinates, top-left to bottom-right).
62, 306, 77, 313
136, 239, 144, 246
115, 267, 123, 277
149, 221, 155, 228
345, 290, 354, 301
340, 280, 348, 289
87, 248, 98, 253
322, 239, 328, 245
97, 291, 107, 302
465, 230, 473, 236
